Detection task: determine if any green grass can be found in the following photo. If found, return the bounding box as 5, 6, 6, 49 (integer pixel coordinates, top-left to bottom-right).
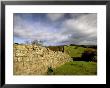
49, 61, 97, 75
46, 45, 97, 75
64, 46, 86, 57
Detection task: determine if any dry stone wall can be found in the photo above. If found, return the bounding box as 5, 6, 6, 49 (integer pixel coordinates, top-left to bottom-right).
13, 44, 72, 75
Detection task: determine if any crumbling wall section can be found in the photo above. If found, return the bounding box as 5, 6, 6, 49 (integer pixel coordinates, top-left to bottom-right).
13, 44, 71, 75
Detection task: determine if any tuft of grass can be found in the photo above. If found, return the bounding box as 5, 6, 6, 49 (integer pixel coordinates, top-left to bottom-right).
47, 67, 54, 75
52, 61, 97, 75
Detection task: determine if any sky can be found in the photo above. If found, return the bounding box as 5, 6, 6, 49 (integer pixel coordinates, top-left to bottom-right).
14, 13, 97, 46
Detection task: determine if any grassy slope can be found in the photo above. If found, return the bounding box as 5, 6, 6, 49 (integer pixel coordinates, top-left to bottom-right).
64, 46, 86, 57
46, 45, 97, 75
50, 61, 97, 75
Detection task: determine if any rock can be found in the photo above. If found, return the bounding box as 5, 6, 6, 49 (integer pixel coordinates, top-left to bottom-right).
13, 44, 71, 75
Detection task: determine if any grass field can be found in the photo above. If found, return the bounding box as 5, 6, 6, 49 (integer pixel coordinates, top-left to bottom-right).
64, 46, 86, 57
47, 61, 97, 75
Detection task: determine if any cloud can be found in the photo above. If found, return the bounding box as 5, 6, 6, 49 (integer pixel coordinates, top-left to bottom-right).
14, 13, 97, 46
64, 14, 97, 34
46, 13, 64, 21
61, 13, 97, 45
14, 14, 67, 45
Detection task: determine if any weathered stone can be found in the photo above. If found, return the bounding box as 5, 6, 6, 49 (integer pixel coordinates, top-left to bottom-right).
13, 44, 72, 75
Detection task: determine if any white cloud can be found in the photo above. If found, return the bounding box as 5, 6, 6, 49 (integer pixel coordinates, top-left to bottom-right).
62, 13, 97, 45
14, 15, 68, 45
46, 13, 64, 21
14, 13, 97, 46
64, 14, 97, 34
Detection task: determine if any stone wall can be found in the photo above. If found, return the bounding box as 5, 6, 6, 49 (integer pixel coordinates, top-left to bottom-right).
13, 44, 72, 75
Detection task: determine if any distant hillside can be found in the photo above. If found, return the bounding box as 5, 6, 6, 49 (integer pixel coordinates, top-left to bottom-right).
70, 44, 97, 49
